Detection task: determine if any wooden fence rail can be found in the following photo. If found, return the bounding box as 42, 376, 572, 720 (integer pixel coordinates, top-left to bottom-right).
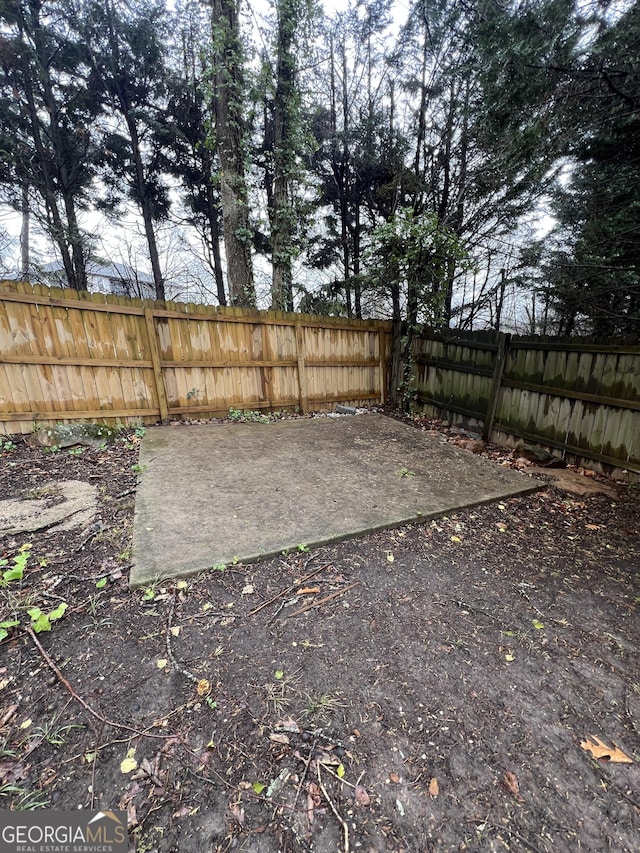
0, 281, 392, 435
412, 329, 640, 474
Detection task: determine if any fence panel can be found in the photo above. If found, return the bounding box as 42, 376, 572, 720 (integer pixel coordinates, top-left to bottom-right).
413, 328, 640, 474
0, 281, 392, 434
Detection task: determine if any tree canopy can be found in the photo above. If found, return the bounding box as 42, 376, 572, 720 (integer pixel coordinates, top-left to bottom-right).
0, 0, 637, 335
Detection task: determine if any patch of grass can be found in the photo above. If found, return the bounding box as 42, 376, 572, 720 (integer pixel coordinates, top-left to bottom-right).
303, 691, 346, 721
0, 784, 50, 810
27, 719, 84, 749
397, 465, 415, 478
264, 669, 301, 712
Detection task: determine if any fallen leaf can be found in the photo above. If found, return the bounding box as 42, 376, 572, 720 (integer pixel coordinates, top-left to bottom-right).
241, 584, 254, 595
269, 733, 290, 745
505, 653, 514, 662
296, 586, 320, 595
502, 771, 524, 802
119, 780, 143, 812
428, 777, 439, 797
120, 750, 138, 774
196, 679, 210, 696
173, 805, 193, 818
532, 619, 545, 630
252, 781, 266, 795
170, 626, 181, 637
274, 670, 284, 680
389, 771, 400, 784
354, 784, 370, 806
450, 535, 461, 543
176, 580, 188, 590
580, 735, 633, 763
125, 803, 138, 829
156, 659, 168, 669
386, 552, 394, 563
0, 704, 18, 727
19, 718, 32, 729
337, 763, 345, 778
229, 803, 244, 824
0, 761, 27, 785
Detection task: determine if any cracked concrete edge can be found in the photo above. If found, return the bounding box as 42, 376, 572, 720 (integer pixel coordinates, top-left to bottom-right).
129, 478, 542, 588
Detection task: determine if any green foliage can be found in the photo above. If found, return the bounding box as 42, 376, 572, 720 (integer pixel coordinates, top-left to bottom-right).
27, 603, 68, 634
228, 408, 270, 423
0, 544, 31, 589
541, 3, 640, 335
397, 466, 414, 478
0, 438, 17, 453
368, 208, 467, 326
0, 783, 50, 811
0, 545, 68, 640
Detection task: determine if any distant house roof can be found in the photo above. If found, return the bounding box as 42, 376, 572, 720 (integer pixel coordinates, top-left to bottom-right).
41, 261, 155, 296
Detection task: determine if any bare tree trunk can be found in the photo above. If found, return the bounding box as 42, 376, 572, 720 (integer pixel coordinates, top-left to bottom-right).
270, 0, 298, 312
20, 184, 30, 281
212, 0, 255, 307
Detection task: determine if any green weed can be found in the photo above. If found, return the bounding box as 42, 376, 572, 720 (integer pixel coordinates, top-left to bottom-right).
0, 545, 68, 640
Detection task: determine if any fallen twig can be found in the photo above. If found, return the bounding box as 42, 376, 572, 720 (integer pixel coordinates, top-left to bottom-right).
320, 762, 356, 789
25, 626, 174, 741
247, 562, 333, 616
165, 589, 216, 708
317, 762, 349, 853
287, 582, 360, 618
89, 721, 105, 810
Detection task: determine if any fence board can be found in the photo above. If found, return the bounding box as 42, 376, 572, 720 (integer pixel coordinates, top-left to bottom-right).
412, 327, 640, 475
0, 281, 391, 434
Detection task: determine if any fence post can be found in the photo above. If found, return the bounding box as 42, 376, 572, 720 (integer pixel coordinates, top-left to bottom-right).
483, 332, 509, 442
295, 320, 308, 413
144, 308, 169, 424
378, 328, 387, 405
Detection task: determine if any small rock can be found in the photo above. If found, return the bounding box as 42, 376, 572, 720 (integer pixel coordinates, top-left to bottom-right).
515, 443, 566, 467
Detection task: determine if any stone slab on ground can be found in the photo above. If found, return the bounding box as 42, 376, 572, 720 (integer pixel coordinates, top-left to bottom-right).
131, 413, 542, 586
529, 466, 618, 498
0, 480, 97, 536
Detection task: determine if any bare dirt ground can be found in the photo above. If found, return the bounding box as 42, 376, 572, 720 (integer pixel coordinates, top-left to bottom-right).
1, 414, 639, 853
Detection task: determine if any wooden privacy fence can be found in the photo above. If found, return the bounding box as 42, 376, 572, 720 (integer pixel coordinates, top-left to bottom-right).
413, 329, 640, 474
0, 280, 392, 435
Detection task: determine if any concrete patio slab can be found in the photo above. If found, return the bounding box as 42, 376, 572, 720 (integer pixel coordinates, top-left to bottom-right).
130, 414, 541, 586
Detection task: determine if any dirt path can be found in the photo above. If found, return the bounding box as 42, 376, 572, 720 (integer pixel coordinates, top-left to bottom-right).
1, 419, 638, 852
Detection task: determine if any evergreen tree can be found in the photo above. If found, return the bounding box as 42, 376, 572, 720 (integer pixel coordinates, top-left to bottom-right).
544, 2, 640, 335
0, 0, 99, 289
75, 0, 172, 300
